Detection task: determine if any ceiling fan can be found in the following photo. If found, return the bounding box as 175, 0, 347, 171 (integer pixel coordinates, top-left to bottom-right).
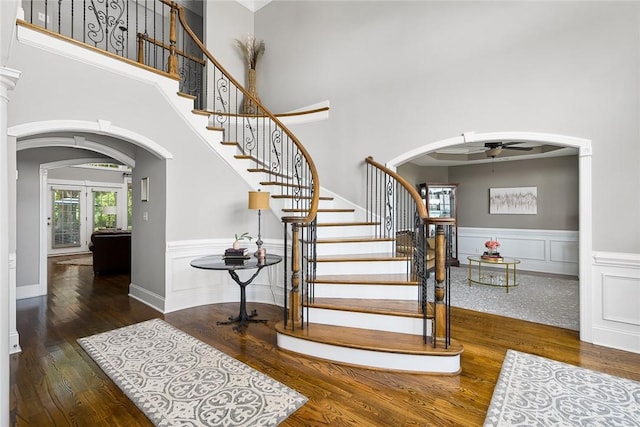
484, 142, 534, 158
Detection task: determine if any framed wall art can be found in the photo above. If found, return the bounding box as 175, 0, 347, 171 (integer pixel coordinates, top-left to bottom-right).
489, 186, 537, 215
141, 177, 149, 202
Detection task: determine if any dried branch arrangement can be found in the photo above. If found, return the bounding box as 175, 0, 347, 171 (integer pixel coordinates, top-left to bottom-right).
235, 34, 265, 70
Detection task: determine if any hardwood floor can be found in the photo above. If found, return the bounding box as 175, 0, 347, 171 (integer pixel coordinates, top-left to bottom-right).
10, 256, 640, 426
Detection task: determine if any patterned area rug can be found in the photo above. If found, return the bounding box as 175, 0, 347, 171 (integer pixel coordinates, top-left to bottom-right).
55, 255, 93, 266
78, 319, 307, 426
485, 350, 640, 426
449, 266, 579, 330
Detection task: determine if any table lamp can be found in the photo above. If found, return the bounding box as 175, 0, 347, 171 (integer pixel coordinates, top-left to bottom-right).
103, 206, 117, 229
248, 190, 270, 257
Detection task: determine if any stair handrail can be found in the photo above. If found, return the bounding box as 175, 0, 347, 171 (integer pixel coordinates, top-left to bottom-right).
169, 2, 319, 224
365, 156, 451, 347
365, 156, 427, 220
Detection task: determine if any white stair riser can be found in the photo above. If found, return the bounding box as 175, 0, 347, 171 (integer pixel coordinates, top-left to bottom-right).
308, 307, 430, 336
312, 284, 418, 300
314, 260, 410, 275
315, 211, 355, 223
316, 225, 379, 239
276, 334, 460, 374
313, 241, 393, 256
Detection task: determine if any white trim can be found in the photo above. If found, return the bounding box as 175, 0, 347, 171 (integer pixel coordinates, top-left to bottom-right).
15, 283, 42, 300
163, 238, 285, 314
8, 253, 20, 353
591, 252, 640, 353
458, 227, 579, 276
276, 334, 460, 374
128, 283, 166, 313
18, 136, 136, 167
387, 131, 593, 344
10, 119, 172, 160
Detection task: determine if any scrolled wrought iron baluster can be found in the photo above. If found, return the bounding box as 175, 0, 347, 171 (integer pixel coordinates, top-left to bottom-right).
270, 128, 282, 174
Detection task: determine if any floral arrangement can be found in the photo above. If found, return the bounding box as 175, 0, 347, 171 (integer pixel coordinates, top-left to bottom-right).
235, 34, 265, 70
485, 239, 500, 251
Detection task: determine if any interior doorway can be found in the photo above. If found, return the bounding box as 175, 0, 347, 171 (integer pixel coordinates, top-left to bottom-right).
387, 131, 593, 343
47, 182, 128, 256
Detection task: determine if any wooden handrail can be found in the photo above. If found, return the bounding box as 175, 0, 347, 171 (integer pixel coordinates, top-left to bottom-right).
170, 1, 320, 225
365, 156, 428, 219
137, 33, 206, 65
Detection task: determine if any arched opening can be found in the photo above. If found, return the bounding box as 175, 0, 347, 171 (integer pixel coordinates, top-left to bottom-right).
387, 131, 593, 342
9, 120, 173, 352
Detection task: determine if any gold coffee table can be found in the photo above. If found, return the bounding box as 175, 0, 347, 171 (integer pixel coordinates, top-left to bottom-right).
467, 256, 520, 293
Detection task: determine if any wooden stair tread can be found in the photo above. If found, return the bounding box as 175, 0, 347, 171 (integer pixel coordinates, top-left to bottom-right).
191, 108, 210, 116
260, 181, 311, 189
308, 297, 432, 318
312, 253, 411, 262
283, 208, 354, 213
246, 168, 292, 179
312, 221, 379, 227
311, 236, 394, 244
275, 321, 462, 356
178, 92, 197, 100
311, 273, 418, 285
208, 126, 225, 132
272, 194, 333, 201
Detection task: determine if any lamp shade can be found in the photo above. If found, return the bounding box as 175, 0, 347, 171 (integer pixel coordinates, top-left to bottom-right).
248, 191, 270, 210
103, 206, 117, 215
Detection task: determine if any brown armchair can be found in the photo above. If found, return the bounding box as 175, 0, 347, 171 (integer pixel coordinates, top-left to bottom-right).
89, 230, 131, 275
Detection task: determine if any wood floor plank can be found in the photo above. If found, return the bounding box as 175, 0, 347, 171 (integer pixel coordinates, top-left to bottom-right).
9, 255, 640, 426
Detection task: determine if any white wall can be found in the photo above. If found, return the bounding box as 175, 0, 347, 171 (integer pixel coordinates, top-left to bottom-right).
256, 1, 640, 254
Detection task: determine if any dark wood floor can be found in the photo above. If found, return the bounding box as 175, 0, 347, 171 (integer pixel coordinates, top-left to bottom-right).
10, 256, 640, 426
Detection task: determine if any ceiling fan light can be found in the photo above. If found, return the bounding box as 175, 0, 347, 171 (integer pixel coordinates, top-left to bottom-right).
486, 147, 502, 158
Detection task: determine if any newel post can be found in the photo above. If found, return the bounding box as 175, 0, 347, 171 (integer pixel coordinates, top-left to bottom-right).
434, 223, 447, 340
288, 223, 302, 328
167, 3, 179, 76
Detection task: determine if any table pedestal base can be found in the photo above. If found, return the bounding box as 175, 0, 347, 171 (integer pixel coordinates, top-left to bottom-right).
219, 268, 268, 331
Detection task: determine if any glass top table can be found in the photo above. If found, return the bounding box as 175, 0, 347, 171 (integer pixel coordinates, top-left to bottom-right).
467, 256, 520, 293
190, 254, 282, 329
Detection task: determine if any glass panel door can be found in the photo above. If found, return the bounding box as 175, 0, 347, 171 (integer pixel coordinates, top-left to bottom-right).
52, 189, 81, 248
93, 191, 118, 230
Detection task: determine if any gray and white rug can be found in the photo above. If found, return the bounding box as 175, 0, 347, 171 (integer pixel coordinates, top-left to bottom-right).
485, 350, 640, 426
55, 255, 93, 266
78, 319, 307, 426
448, 266, 579, 330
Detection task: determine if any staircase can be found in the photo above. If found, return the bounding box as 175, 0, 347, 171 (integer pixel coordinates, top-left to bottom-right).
19, 0, 463, 374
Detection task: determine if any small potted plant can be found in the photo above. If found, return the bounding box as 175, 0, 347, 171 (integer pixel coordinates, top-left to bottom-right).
233, 232, 252, 249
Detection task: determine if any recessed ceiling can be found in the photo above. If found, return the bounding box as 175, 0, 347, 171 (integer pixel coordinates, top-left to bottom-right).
410, 141, 578, 167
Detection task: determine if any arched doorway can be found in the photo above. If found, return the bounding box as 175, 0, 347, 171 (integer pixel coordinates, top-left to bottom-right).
8, 119, 173, 352
387, 131, 593, 343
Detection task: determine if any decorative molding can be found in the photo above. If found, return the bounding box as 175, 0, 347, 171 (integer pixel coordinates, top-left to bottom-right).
163, 239, 285, 314
10, 119, 171, 160
18, 136, 135, 167
128, 282, 165, 313
591, 253, 640, 354
458, 227, 579, 276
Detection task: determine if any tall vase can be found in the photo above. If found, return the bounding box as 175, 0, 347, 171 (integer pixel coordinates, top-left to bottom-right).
242, 68, 261, 115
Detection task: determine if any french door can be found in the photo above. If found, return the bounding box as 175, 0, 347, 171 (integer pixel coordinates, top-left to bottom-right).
48, 184, 124, 255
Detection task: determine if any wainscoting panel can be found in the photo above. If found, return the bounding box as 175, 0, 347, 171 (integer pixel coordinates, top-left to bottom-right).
458, 227, 578, 275
592, 252, 640, 354
163, 239, 286, 314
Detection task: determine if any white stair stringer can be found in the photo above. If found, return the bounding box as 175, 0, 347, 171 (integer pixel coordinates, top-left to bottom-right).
308, 306, 430, 336
276, 332, 461, 374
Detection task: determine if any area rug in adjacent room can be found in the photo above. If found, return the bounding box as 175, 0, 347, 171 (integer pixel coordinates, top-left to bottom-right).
55, 255, 93, 266
78, 319, 307, 426
449, 266, 579, 330
484, 349, 640, 426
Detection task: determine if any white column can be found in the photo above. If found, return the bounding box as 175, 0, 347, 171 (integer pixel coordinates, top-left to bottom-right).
1, 66, 21, 427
